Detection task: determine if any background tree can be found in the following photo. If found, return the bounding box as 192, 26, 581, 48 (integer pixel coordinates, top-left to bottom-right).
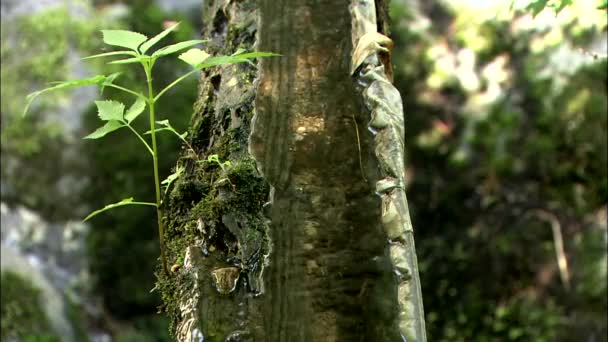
390, 0, 607, 340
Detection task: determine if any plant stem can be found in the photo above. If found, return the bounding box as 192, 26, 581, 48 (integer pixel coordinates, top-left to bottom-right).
154, 67, 200, 102
105, 83, 147, 101
144, 64, 169, 275
125, 124, 154, 156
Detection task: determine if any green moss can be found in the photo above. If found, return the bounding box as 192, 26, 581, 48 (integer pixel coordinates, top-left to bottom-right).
160, 117, 270, 335
157, 2, 269, 337
1, 271, 60, 341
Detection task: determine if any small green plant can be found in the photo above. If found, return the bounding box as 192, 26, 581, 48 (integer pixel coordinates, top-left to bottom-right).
24, 22, 276, 274
205, 153, 232, 171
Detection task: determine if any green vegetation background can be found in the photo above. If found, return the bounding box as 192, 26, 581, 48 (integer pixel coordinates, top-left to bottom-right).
390, 1, 607, 340
1, 0, 605, 340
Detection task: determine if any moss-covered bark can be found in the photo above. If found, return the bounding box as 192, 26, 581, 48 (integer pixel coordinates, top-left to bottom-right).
157, 1, 268, 340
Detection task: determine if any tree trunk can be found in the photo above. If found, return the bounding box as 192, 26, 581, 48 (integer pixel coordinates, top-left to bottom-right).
159, 1, 426, 341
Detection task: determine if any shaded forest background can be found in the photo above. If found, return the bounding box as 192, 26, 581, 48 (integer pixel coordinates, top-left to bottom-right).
1, 0, 606, 341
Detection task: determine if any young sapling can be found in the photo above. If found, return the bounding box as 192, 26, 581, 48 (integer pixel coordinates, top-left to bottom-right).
24, 22, 277, 275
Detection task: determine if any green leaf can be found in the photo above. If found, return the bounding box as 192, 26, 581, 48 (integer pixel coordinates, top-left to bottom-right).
95, 100, 125, 121
104, 72, 122, 83
230, 51, 281, 58
152, 39, 206, 58
232, 48, 246, 56
108, 56, 148, 65
554, 0, 573, 14
139, 22, 180, 54
100, 72, 122, 95
83, 120, 124, 139
205, 154, 231, 170
156, 119, 170, 127
196, 55, 252, 68
83, 198, 156, 221
82, 51, 136, 60
144, 120, 187, 141
23, 75, 107, 116
125, 97, 146, 123
207, 154, 220, 164
161, 165, 184, 195
101, 30, 148, 51
198, 51, 279, 70
178, 48, 210, 67
526, 0, 549, 17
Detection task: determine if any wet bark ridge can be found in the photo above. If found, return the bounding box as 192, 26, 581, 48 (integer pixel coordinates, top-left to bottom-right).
251, 0, 402, 340
349, 0, 426, 340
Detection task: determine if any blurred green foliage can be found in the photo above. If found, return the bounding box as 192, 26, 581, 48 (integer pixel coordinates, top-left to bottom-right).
0, 6, 101, 220
1, 271, 61, 341
390, 0, 607, 340
1, 7, 97, 125
522, 0, 573, 17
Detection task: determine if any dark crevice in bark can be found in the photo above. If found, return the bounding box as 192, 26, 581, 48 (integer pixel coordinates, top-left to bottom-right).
210, 74, 221, 94
375, 0, 391, 35
212, 9, 228, 38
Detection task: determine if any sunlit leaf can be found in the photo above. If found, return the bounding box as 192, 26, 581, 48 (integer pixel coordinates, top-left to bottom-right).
144, 120, 187, 141
205, 154, 231, 170
230, 51, 281, 58
554, 0, 573, 14
82, 51, 136, 60
83, 197, 156, 221
207, 154, 220, 164
139, 22, 180, 54
178, 48, 210, 67
161, 165, 184, 195
124, 97, 146, 123
101, 30, 148, 51
152, 39, 206, 58
83, 120, 124, 139
95, 100, 125, 121
196, 55, 252, 68
231, 48, 246, 56
526, 0, 549, 17
23, 75, 107, 116
108, 57, 148, 65
197, 51, 279, 70
100, 72, 122, 95
103, 72, 122, 85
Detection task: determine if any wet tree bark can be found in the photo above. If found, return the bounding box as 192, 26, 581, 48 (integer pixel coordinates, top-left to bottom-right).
159, 1, 425, 341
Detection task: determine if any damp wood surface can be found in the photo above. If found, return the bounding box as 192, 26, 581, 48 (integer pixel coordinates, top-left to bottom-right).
252, 0, 402, 340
